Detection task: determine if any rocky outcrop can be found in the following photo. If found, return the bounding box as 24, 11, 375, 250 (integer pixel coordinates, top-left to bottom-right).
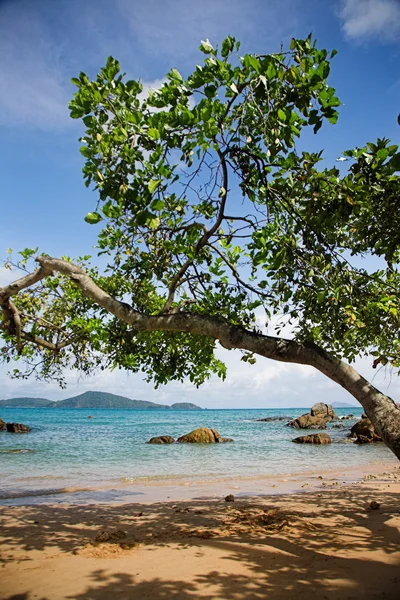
177, 427, 221, 443
288, 414, 327, 429
220, 437, 234, 443
350, 418, 382, 443
288, 403, 338, 429
310, 402, 337, 421
0, 418, 6, 431
292, 433, 331, 444
146, 435, 176, 444
6, 422, 31, 433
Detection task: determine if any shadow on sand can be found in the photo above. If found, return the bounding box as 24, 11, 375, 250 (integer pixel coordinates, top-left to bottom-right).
1, 485, 399, 599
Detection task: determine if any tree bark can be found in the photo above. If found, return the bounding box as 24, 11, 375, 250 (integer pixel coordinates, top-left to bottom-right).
2, 255, 400, 459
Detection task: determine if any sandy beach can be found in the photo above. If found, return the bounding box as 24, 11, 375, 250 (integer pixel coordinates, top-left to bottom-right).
1, 462, 399, 600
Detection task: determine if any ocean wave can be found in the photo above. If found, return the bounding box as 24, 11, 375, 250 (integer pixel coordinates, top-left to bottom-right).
0, 486, 92, 500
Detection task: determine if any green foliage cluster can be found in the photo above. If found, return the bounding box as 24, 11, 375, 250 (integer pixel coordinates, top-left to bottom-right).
1, 35, 400, 386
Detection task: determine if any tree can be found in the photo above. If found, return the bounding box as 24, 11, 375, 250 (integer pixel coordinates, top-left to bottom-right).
1, 36, 400, 457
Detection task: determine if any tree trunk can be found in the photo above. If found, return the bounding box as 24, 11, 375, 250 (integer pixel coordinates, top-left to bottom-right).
2, 255, 400, 459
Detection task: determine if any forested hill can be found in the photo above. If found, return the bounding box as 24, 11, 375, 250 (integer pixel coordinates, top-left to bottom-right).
56, 391, 170, 409
0, 391, 202, 409
0, 397, 55, 408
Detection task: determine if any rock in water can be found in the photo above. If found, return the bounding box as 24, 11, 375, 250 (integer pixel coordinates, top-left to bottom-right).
288, 414, 327, 429
310, 402, 337, 421
225, 494, 235, 502
0, 418, 6, 431
146, 436, 175, 444
350, 418, 382, 443
6, 422, 31, 433
220, 437, 234, 443
255, 416, 293, 422
292, 433, 332, 444
177, 427, 221, 443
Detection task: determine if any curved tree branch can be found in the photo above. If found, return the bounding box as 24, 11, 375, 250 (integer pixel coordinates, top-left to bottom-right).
1, 254, 400, 457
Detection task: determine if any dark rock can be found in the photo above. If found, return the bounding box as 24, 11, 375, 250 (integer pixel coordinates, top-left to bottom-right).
350, 418, 382, 443
311, 402, 337, 421
0, 418, 5, 431
288, 413, 327, 429
370, 501, 380, 510
225, 494, 235, 502
219, 437, 233, 443
292, 433, 331, 445
177, 427, 221, 443
339, 414, 355, 420
255, 416, 293, 422
6, 422, 31, 433
147, 435, 175, 444
332, 423, 345, 429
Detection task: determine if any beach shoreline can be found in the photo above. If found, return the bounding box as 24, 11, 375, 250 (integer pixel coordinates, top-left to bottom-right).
1, 461, 399, 599
1, 455, 398, 506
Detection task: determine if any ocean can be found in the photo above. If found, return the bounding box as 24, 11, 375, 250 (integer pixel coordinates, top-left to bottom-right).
0, 406, 394, 505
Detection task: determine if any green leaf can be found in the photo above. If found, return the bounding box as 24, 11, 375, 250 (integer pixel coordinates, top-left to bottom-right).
151, 199, 165, 211
204, 85, 217, 98
147, 217, 160, 229
277, 108, 287, 122
388, 153, 400, 172
148, 179, 162, 194
330, 49, 338, 59
199, 39, 214, 54
84, 212, 103, 224
328, 111, 339, 125
244, 55, 261, 73
148, 128, 161, 140
169, 68, 183, 82
221, 35, 235, 58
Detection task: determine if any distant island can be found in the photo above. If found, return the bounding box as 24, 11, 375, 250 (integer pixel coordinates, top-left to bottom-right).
331, 401, 358, 408
0, 391, 202, 410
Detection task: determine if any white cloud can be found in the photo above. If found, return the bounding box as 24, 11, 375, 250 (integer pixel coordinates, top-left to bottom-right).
0, 3, 71, 130
3, 338, 396, 409
117, 0, 302, 61
0, 267, 13, 287
340, 0, 400, 41
0, 0, 303, 131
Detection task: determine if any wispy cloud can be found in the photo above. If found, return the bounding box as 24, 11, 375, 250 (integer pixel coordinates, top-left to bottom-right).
0, 2, 71, 130
340, 0, 400, 41
0, 267, 13, 287
117, 0, 303, 63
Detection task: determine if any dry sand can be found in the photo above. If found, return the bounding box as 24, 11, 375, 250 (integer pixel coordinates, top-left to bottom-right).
1, 465, 399, 600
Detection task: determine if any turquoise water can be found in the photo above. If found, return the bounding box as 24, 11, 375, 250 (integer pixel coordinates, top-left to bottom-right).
0, 407, 393, 504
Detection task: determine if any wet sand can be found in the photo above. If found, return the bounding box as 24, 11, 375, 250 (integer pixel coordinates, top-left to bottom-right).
1, 463, 399, 599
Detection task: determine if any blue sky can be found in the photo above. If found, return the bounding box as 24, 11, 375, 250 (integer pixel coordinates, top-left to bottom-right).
0, 0, 399, 407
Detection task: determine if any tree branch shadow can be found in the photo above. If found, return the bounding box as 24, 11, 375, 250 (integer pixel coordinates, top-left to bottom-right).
1, 486, 400, 599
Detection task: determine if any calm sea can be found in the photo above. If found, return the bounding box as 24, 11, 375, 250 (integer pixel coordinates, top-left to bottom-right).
0, 406, 394, 505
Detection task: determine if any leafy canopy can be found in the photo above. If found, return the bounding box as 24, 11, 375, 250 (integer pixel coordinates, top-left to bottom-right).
2, 35, 400, 387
